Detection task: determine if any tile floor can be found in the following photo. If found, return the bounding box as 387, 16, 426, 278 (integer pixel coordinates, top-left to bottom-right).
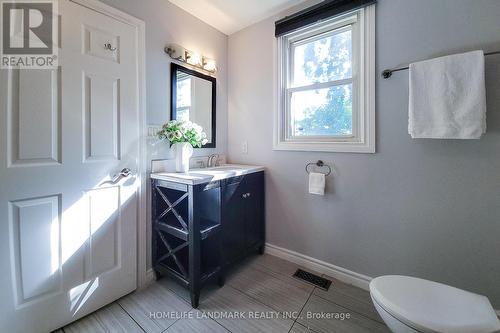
57, 254, 391, 333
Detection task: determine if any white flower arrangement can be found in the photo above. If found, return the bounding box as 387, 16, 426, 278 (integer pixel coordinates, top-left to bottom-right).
157, 120, 209, 148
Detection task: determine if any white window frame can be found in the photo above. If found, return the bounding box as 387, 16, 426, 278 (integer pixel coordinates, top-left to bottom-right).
274, 5, 376, 153
176, 74, 192, 121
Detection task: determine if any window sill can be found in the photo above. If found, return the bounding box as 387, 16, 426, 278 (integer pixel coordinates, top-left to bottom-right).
273, 140, 375, 153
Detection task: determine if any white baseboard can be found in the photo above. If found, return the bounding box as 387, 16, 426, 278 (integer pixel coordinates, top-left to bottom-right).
265, 244, 500, 317
265, 243, 372, 291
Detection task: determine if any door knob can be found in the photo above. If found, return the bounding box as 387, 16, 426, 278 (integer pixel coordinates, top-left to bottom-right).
101, 168, 132, 186
117, 168, 132, 178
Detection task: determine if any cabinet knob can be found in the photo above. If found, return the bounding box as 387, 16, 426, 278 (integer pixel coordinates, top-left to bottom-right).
247, 192, 251, 197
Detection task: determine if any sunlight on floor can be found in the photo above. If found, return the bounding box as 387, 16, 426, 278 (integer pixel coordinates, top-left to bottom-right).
69, 278, 99, 316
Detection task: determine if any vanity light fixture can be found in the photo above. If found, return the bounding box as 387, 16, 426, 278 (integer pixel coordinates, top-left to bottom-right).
165, 44, 186, 62
165, 43, 217, 73
185, 50, 202, 66
202, 57, 217, 72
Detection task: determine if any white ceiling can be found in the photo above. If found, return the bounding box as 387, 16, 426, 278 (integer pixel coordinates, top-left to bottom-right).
168, 0, 309, 35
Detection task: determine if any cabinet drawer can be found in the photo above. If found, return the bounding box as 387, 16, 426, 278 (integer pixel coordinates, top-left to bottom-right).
224, 175, 245, 186
242, 171, 263, 186
223, 171, 264, 186
154, 179, 188, 192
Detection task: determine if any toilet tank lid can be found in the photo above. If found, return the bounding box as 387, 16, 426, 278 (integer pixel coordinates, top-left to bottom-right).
370, 275, 500, 333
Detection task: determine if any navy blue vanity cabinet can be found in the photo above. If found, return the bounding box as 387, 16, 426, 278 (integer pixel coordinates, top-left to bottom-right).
221, 176, 247, 265
221, 171, 265, 266
151, 179, 224, 309
245, 172, 265, 251
152, 171, 265, 308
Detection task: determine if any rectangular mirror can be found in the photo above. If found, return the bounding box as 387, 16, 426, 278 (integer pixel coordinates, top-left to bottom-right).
171, 63, 216, 148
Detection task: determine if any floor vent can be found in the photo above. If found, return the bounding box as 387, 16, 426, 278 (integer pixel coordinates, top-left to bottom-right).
293, 269, 332, 291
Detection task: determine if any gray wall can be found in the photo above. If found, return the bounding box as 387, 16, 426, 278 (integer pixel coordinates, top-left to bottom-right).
100, 0, 228, 159
99, 0, 228, 268
227, 0, 500, 307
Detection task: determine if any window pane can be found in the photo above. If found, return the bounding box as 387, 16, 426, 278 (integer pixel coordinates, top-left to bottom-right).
176, 78, 191, 108
293, 29, 352, 87
291, 84, 352, 136
177, 108, 190, 122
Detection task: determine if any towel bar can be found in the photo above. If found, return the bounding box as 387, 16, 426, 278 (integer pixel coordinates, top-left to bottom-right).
305, 160, 331, 176
382, 50, 500, 79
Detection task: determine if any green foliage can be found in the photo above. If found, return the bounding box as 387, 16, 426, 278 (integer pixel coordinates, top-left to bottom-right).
157, 120, 208, 148
295, 31, 353, 136
297, 86, 352, 136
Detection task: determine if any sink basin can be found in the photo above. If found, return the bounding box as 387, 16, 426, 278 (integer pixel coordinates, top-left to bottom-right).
208, 165, 245, 171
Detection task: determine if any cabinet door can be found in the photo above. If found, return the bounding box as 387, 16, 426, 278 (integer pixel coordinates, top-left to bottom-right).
222, 179, 246, 264
244, 172, 265, 249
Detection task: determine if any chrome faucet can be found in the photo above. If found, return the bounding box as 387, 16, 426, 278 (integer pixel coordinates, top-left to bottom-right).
207, 154, 220, 167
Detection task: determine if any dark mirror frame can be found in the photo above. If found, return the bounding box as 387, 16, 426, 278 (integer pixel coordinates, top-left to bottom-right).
170, 62, 216, 148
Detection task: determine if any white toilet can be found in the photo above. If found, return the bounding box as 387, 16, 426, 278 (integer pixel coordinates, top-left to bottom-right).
370, 276, 500, 333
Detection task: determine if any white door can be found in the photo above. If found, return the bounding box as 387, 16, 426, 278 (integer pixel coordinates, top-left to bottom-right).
0, 1, 142, 332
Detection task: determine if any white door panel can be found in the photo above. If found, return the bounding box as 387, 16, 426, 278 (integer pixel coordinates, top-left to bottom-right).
83, 73, 121, 161
83, 25, 121, 63
0, 1, 141, 332
9, 195, 62, 304
8, 69, 62, 166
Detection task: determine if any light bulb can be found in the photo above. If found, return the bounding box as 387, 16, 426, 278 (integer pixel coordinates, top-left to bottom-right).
203, 57, 217, 72
166, 44, 186, 61
186, 51, 202, 66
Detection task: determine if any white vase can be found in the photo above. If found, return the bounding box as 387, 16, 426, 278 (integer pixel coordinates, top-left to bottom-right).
172, 142, 193, 173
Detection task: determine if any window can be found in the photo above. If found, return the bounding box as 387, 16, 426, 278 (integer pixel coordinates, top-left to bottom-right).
176, 75, 191, 122
275, 6, 375, 153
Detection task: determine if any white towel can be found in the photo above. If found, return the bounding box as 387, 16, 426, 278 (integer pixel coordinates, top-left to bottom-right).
408, 50, 487, 139
309, 172, 325, 196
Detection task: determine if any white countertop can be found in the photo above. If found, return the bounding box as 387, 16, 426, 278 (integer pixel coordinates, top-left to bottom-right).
150, 164, 265, 185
